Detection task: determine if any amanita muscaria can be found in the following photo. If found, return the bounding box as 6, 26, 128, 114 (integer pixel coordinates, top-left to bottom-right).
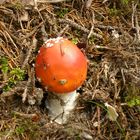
35, 37, 87, 124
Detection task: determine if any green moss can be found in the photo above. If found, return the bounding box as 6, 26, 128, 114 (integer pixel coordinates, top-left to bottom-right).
56, 8, 69, 18
0, 117, 42, 139
13, 119, 40, 138
4, 0, 24, 12
125, 83, 140, 107
121, 0, 130, 5
71, 37, 78, 44
109, 8, 120, 16
0, 57, 9, 74
3, 67, 25, 92
10, 68, 25, 81
15, 126, 25, 135
88, 36, 95, 45
0, 57, 25, 92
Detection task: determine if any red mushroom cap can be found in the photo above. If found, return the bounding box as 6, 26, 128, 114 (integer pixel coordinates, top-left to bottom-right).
35, 37, 87, 94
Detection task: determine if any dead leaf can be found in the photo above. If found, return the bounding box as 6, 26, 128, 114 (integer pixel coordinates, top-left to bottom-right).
105, 103, 118, 121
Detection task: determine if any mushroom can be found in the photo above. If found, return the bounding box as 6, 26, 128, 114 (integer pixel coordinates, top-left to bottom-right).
35, 37, 87, 124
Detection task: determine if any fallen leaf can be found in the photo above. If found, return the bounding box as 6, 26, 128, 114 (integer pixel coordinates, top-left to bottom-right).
105, 103, 118, 121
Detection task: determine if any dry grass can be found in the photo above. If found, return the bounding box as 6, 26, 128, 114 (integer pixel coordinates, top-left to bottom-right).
0, 0, 140, 139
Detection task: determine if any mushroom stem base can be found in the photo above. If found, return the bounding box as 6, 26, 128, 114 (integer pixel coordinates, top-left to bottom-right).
46, 90, 79, 124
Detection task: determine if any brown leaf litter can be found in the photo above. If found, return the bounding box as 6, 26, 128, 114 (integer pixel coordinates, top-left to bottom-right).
0, 0, 140, 139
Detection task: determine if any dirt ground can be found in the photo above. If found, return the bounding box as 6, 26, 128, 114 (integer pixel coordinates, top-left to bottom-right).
0, 0, 140, 140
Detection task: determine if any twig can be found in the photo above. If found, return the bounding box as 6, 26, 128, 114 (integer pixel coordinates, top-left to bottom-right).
95, 24, 118, 30
34, 2, 45, 24
135, 15, 140, 41
94, 45, 116, 50
21, 36, 37, 69
44, 14, 58, 34
4, 30, 19, 54
26, 67, 41, 105
0, 87, 25, 98
37, 0, 70, 3
22, 77, 31, 103
22, 67, 40, 105
88, 11, 95, 39
59, 19, 103, 39
0, 21, 43, 42
13, 111, 40, 121
121, 68, 126, 85
30, 67, 36, 93
102, 0, 108, 4
131, 1, 137, 28
22, 61, 35, 103
57, 24, 69, 37
0, 42, 18, 66
131, 1, 140, 41
86, 0, 93, 9
97, 106, 101, 135
40, 25, 48, 42
19, 22, 43, 41
88, 25, 94, 39
20, 37, 37, 103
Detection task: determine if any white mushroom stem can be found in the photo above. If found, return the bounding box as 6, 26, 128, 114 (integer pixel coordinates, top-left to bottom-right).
46, 90, 79, 124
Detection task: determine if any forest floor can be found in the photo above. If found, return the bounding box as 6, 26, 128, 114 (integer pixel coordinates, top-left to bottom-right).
0, 0, 140, 139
